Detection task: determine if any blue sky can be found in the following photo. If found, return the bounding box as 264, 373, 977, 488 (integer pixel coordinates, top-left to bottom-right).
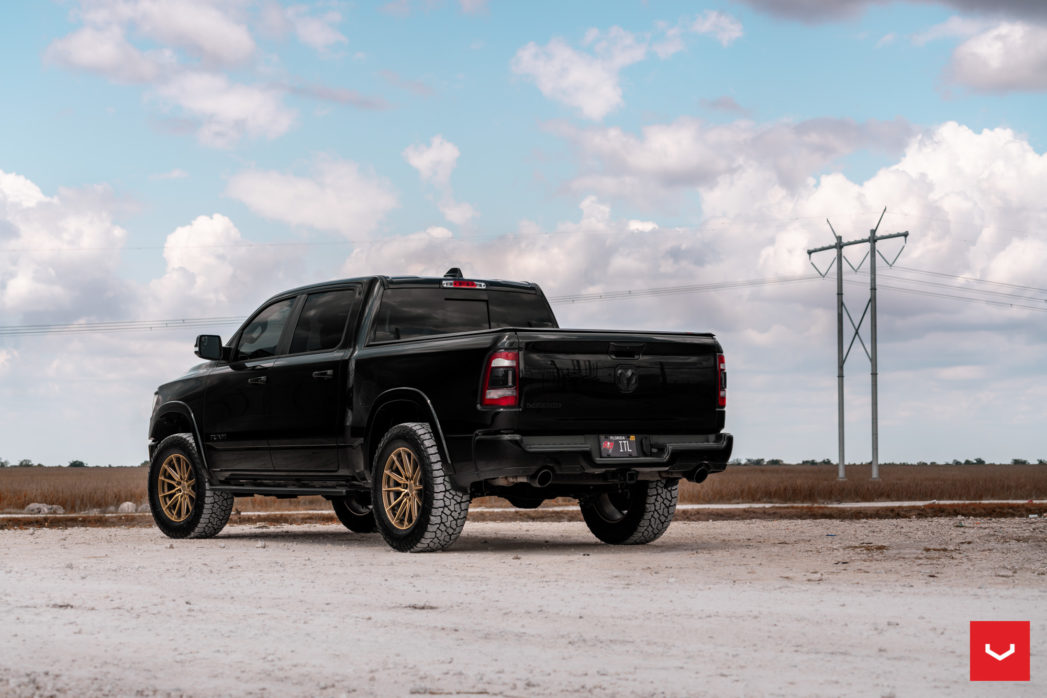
1, 0, 1046, 466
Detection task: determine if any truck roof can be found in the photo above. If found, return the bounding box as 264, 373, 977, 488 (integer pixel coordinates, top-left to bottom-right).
265, 270, 539, 302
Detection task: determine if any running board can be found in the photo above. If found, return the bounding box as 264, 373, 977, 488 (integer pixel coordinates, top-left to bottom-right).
213, 485, 354, 498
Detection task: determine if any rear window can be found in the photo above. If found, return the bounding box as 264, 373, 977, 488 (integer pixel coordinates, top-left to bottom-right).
371, 288, 556, 342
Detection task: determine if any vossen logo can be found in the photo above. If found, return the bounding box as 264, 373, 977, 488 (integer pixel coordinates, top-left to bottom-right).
970, 621, 1030, 682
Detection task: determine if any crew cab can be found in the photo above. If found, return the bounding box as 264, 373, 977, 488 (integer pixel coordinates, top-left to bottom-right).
147, 269, 732, 552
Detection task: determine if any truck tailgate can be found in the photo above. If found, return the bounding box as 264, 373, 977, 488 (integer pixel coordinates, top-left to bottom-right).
515, 330, 722, 434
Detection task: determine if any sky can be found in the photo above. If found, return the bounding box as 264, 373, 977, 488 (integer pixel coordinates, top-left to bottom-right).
1, 0, 1046, 467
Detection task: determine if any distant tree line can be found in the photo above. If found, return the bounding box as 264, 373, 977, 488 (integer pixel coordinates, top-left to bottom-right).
727, 458, 1046, 466
0, 458, 88, 467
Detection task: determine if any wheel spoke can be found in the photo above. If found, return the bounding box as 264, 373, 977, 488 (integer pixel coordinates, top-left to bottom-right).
395, 496, 411, 526
385, 469, 409, 486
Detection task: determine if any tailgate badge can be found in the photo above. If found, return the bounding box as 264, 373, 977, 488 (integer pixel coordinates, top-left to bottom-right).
615, 366, 639, 394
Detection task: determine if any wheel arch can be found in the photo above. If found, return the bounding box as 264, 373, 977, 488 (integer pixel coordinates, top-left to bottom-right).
150, 401, 213, 478
365, 388, 452, 475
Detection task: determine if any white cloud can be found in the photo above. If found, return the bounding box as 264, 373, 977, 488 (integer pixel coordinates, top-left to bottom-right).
438, 199, 478, 225
75, 0, 256, 66
554, 116, 914, 202
45, 0, 329, 148
911, 16, 988, 45
403, 135, 461, 186
512, 16, 742, 120
691, 10, 744, 46
266, 4, 348, 52
875, 32, 896, 48
153, 71, 296, 147
147, 213, 295, 316
44, 25, 174, 83
0, 171, 50, 209
949, 22, 1047, 92
0, 348, 13, 377
404, 135, 478, 225
226, 156, 398, 237
0, 171, 128, 319
511, 27, 647, 120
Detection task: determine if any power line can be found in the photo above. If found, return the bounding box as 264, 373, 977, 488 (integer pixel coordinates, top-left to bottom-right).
847, 279, 1047, 313
866, 271, 1047, 304
0, 316, 243, 337
548, 275, 818, 304
891, 265, 1047, 294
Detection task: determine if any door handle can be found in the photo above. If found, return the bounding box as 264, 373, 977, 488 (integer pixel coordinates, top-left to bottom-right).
248, 376, 267, 385
312, 369, 334, 380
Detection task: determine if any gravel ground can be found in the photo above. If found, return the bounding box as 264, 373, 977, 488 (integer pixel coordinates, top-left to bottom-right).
1, 518, 1045, 697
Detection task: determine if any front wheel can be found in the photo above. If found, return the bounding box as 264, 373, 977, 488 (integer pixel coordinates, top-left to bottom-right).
371, 422, 469, 553
580, 479, 678, 545
148, 433, 233, 539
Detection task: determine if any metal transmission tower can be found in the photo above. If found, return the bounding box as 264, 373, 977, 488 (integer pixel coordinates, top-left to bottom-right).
807, 208, 908, 481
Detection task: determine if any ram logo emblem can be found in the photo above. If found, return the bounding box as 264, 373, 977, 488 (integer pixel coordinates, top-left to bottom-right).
615, 366, 639, 394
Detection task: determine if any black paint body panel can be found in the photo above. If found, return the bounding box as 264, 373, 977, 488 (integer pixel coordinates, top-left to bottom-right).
148, 274, 731, 495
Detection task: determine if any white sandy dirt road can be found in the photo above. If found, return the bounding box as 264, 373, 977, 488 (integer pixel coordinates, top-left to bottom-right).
1, 518, 1045, 697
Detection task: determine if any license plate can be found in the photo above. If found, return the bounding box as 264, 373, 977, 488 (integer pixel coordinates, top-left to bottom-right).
600, 435, 639, 458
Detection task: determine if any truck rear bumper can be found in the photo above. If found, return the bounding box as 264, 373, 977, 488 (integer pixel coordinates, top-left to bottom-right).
467, 431, 732, 485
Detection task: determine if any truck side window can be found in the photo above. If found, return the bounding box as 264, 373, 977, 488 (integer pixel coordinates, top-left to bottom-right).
289, 289, 359, 354
234, 298, 295, 361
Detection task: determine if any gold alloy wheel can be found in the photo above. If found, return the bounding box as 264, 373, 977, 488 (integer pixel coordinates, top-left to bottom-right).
157, 453, 196, 523
381, 447, 423, 530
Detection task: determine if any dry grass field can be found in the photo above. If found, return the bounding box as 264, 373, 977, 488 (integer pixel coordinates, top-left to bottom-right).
1, 463, 1045, 514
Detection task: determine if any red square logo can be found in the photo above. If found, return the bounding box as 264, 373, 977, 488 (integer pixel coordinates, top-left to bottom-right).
970, 621, 1030, 682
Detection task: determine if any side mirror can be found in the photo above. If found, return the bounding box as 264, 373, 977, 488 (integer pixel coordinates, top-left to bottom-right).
194, 334, 224, 361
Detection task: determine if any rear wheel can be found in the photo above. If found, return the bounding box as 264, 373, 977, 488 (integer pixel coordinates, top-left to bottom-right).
580, 479, 678, 545
148, 433, 233, 539
371, 422, 469, 553
332, 493, 377, 533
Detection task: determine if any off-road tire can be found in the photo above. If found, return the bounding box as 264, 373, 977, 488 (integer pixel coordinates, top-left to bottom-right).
371, 422, 469, 553
332, 493, 377, 533
148, 433, 233, 539
580, 479, 678, 545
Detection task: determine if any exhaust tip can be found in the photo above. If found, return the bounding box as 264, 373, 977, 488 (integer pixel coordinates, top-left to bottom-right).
529, 468, 554, 488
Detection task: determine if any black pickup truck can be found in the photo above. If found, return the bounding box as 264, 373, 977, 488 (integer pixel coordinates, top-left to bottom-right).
147, 269, 732, 552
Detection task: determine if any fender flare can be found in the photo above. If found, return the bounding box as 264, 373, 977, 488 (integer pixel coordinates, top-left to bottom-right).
366, 388, 453, 473
152, 401, 213, 477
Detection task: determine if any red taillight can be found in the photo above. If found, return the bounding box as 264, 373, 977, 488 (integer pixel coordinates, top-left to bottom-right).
717, 353, 726, 408
482, 351, 519, 407
442, 279, 486, 289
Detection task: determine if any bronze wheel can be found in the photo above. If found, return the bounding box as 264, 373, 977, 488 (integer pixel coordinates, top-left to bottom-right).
157, 453, 196, 522
381, 447, 423, 530
371, 422, 470, 552
148, 433, 233, 539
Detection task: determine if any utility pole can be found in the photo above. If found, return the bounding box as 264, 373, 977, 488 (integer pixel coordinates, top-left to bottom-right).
807, 208, 908, 481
